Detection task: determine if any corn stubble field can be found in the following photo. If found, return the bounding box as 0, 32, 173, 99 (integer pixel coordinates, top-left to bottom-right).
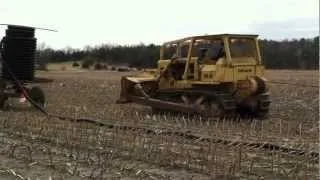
0, 67, 318, 179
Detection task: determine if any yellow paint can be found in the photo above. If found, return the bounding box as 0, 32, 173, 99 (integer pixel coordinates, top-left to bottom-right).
124, 33, 268, 97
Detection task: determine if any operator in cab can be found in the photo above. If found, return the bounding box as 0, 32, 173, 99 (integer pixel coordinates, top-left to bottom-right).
199, 48, 210, 63
214, 42, 226, 60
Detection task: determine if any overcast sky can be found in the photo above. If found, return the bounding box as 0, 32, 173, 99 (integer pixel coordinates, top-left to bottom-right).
0, 0, 318, 49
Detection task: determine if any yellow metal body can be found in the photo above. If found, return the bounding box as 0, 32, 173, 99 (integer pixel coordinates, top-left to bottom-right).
154, 34, 267, 92
117, 34, 269, 104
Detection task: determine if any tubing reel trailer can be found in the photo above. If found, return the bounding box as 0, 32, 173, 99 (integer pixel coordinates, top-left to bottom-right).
0, 24, 50, 109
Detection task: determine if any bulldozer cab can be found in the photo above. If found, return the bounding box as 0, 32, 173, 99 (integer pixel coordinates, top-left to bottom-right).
158, 34, 263, 84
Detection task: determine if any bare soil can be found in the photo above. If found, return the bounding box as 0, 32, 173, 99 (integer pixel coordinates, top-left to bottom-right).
0, 68, 318, 179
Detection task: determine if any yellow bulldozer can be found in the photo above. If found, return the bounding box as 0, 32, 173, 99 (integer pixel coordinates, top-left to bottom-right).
116, 34, 271, 119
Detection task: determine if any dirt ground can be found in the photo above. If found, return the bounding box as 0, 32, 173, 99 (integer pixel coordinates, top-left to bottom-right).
0, 67, 318, 179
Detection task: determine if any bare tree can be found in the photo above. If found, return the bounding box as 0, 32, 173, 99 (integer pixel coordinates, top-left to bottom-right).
36, 42, 50, 71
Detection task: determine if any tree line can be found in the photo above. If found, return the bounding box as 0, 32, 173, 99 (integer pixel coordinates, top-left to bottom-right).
37, 36, 319, 69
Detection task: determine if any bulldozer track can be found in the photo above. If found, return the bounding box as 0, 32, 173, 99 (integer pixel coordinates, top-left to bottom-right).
237, 92, 271, 119
151, 88, 238, 117
149, 88, 271, 119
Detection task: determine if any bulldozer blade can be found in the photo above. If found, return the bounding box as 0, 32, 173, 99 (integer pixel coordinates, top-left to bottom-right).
116, 75, 157, 104
129, 95, 199, 114
116, 76, 135, 104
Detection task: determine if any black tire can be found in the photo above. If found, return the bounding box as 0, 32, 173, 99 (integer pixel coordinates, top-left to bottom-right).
27, 86, 45, 108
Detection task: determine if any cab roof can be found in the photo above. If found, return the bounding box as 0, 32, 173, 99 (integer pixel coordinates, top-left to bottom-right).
163, 34, 259, 46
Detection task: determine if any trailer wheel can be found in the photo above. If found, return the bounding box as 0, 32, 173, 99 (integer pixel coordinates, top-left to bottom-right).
28, 86, 45, 108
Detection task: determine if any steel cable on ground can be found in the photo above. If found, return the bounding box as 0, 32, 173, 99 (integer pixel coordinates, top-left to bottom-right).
268, 81, 319, 88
